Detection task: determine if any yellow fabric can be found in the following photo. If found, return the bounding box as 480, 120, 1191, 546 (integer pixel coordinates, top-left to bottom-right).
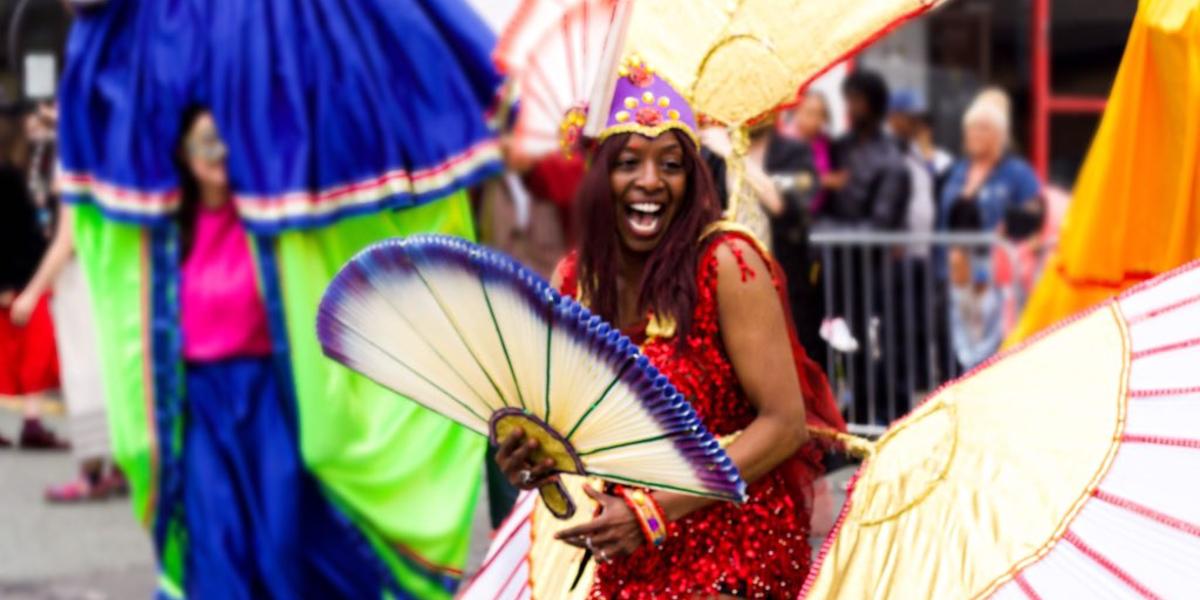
529, 475, 601, 600
1007, 0, 1200, 347
806, 305, 1130, 599
622, 0, 948, 124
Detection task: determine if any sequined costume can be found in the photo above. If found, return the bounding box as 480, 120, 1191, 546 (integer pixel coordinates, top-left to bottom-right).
558, 228, 827, 599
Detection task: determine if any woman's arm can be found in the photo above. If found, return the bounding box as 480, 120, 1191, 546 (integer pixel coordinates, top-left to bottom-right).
652, 239, 809, 520
10, 204, 75, 326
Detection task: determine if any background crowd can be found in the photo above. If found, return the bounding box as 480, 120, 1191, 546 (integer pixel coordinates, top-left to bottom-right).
480, 68, 1053, 428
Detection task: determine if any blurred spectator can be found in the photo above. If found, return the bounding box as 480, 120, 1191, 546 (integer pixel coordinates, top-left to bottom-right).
941, 89, 1043, 370
0, 110, 67, 450
885, 92, 957, 393
888, 91, 938, 249
14, 201, 124, 500
888, 92, 957, 247
24, 103, 58, 236
780, 90, 835, 217
911, 113, 954, 189
939, 90, 1043, 237
947, 235, 1004, 370
822, 70, 909, 230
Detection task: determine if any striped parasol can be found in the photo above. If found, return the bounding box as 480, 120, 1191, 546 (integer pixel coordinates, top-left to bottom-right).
803, 260, 1200, 599
495, 0, 627, 157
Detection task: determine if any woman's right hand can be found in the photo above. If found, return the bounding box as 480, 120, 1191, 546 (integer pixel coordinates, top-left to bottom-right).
9, 292, 37, 326
495, 429, 558, 491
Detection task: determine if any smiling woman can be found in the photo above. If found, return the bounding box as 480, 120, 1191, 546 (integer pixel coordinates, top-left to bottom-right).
573, 129, 721, 341
489, 55, 846, 599
610, 134, 687, 245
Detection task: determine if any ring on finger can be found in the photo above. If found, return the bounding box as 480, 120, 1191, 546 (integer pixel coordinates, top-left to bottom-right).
598, 549, 609, 563
520, 470, 533, 485
585, 536, 594, 551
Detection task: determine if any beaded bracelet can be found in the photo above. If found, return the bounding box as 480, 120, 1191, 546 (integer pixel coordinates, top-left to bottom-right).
617, 486, 669, 547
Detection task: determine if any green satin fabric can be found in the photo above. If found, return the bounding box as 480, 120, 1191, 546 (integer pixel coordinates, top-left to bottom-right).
275, 193, 484, 598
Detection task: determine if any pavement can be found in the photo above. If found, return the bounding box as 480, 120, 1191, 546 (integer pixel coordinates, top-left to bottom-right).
0, 407, 854, 598
0, 410, 155, 600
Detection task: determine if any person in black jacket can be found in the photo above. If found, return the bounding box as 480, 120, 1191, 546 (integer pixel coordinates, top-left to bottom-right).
823, 70, 910, 230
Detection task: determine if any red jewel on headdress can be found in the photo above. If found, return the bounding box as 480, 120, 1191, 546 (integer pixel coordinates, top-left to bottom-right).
635, 107, 663, 126
627, 63, 654, 87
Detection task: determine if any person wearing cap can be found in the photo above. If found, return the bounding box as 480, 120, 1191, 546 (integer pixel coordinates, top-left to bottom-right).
888, 90, 946, 249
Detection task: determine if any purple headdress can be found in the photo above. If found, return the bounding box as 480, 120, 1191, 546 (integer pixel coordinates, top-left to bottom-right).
597, 55, 699, 146
566, 55, 700, 154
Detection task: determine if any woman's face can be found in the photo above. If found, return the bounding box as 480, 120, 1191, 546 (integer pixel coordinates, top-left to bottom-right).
964, 119, 1003, 161
609, 133, 688, 255
795, 94, 828, 140
184, 112, 229, 193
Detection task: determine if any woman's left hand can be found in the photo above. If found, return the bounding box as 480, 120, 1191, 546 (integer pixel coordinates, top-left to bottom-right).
554, 486, 645, 563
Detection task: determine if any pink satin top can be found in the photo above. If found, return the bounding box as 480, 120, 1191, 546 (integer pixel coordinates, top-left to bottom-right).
180, 200, 273, 361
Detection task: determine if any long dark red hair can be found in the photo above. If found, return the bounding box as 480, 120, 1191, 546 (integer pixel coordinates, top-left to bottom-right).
574, 130, 722, 339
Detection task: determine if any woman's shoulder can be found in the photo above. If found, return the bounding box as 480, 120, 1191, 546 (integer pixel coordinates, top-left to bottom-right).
999, 154, 1037, 178
700, 226, 772, 286
996, 155, 1041, 195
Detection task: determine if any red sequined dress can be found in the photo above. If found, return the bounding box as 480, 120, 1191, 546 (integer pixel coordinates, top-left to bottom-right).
556, 229, 844, 599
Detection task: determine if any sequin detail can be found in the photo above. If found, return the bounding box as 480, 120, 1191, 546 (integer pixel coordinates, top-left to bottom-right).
557, 233, 816, 598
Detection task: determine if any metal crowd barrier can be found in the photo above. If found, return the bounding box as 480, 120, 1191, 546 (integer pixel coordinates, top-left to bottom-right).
807, 230, 1019, 436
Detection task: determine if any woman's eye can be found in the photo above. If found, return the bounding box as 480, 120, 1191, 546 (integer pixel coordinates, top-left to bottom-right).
662, 160, 682, 171
616, 158, 638, 170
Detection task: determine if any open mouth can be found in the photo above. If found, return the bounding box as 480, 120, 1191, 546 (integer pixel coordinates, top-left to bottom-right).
624, 202, 666, 238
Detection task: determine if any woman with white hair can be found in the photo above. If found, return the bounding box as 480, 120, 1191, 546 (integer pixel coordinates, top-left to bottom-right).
940, 89, 1042, 371
939, 89, 1042, 234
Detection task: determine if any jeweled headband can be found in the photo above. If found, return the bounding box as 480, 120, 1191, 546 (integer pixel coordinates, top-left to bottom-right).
561, 55, 700, 154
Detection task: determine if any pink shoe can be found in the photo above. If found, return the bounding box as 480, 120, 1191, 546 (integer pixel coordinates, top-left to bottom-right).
95, 469, 129, 498
45, 478, 104, 503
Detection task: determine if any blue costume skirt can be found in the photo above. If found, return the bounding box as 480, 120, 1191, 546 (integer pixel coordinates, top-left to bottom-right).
183, 357, 386, 599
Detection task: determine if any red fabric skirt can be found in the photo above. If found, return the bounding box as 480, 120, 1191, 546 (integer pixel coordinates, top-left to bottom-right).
0, 294, 60, 395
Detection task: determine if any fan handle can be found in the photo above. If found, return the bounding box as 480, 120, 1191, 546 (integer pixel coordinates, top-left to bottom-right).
489, 408, 587, 519
537, 478, 576, 519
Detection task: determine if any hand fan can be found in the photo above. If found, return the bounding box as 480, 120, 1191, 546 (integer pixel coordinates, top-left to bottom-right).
494, 0, 628, 157
317, 235, 747, 519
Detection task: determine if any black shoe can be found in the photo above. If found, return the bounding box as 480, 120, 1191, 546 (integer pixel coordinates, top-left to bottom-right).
18, 419, 70, 451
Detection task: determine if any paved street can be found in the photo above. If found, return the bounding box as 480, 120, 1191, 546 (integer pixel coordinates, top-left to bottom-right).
0, 406, 494, 599
0, 410, 155, 600
0, 407, 852, 598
